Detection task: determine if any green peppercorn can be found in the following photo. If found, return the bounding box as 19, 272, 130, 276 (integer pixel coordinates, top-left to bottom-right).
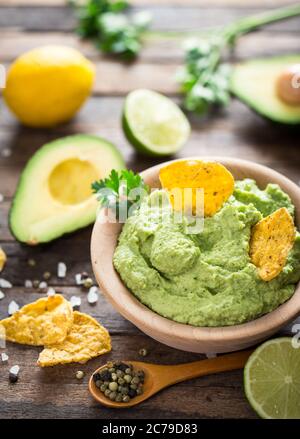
100, 384, 107, 392
139, 348, 148, 357
98, 360, 144, 403
115, 393, 123, 402
120, 386, 129, 395
109, 391, 117, 401
109, 382, 118, 392
83, 277, 93, 288
43, 271, 51, 280
28, 258, 36, 267
132, 376, 140, 385
33, 279, 40, 288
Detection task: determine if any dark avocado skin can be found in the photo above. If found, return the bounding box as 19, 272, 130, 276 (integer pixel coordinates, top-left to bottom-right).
231, 93, 300, 126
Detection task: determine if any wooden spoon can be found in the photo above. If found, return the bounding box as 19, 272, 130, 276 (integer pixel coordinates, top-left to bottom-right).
89, 349, 252, 408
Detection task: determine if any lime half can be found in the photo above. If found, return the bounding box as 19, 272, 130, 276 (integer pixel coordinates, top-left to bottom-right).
123, 89, 190, 157
244, 337, 300, 419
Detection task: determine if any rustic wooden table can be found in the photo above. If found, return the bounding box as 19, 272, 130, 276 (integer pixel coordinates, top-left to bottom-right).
0, 0, 299, 419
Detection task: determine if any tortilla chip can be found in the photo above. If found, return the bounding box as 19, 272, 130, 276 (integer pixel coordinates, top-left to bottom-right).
159, 160, 234, 216
250, 207, 295, 281
0, 294, 73, 346
0, 246, 7, 272
37, 311, 111, 367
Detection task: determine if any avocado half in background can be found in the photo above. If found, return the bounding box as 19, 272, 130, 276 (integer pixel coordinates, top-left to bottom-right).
9, 135, 125, 244
230, 55, 300, 124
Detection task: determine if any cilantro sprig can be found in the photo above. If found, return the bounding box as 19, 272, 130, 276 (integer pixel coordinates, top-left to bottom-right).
92, 169, 150, 219
75, 0, 152, 59
177, 4, 300, 115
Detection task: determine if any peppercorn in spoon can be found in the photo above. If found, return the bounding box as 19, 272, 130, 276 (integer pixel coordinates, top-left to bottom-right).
89, 349, 252, 408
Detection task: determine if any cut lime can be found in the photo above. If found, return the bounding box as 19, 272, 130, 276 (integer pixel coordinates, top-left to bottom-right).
244, 337, 300, 419
122, 89, 190, 157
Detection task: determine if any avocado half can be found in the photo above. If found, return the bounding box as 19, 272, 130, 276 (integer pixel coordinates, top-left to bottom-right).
230, 55, 300, 124
10, 134, 125, 244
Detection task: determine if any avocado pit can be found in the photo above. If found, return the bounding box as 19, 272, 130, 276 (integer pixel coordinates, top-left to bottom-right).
277, 64, 300, 106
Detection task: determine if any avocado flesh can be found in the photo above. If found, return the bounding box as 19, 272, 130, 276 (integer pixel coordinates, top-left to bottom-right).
230, 55, 300, 124
10, 134, 125, 244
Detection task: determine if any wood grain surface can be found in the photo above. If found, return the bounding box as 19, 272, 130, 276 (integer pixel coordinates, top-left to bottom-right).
0, 0, 299, 419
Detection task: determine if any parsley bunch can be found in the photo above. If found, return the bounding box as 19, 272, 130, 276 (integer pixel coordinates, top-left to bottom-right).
76, 0, 152, 59
92, 169, 150, 219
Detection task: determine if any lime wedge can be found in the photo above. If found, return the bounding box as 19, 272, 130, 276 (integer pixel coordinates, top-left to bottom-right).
122, 89, 190, 157
244, 337, 300, 419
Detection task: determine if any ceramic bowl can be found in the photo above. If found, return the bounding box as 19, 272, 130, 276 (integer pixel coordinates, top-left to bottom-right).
91, 157, 300, 353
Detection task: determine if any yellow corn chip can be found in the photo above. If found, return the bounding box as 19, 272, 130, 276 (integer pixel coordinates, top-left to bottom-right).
0, 294, 73, 346
0, 246, 7, 272
159, 160, 234, 216
250, 207, 295, 281
37, 311, 111, 367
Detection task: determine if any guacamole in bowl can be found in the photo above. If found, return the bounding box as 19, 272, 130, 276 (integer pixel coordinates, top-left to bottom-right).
113, 179, 300, 327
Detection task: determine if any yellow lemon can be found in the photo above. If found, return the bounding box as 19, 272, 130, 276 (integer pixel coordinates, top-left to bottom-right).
3, 45, 95, 127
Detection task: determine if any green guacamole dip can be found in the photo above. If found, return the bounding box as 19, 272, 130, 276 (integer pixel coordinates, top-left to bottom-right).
113, 179, 300, 326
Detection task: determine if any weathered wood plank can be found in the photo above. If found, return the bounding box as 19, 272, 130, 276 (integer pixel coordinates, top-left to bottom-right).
0, 338, 256, 419
1, 30, 299, 62
1, 239, 98, 285
1, 60, 179, 95
0, 0, 295, 8
0, 5, 299, 32
0, 97, 299, 180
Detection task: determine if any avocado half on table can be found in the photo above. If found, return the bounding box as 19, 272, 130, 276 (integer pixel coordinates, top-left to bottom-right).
9, 134, 125, 244
230, 55, 300, 124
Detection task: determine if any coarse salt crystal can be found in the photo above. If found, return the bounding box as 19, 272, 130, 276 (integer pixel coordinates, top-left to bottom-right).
1, 353, 9, 363
8, 301, 19, 315
24, 279, 33, 288
57, 262, 67, 278
75, 273, 83, 285
1, 148, 12, 158
87, 286, 99, 304
9, 365, 20, 376
0, 290, 5, 300
0, 278, 12, 288
70, 295, 81, 310
47, 287, 56, 297
39, 281, 48, 289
